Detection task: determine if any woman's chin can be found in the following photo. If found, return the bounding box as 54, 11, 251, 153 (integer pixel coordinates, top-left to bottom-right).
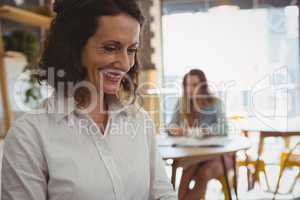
103, 86, 120, 94
104, 90, 118, 95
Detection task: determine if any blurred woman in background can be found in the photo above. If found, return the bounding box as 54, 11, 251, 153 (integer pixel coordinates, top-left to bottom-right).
168, 69, 232, 200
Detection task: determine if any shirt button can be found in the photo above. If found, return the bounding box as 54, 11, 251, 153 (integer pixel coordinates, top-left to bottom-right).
98, 140, 110, 155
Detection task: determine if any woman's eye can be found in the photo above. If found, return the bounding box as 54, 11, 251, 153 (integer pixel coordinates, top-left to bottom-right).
103, 46, 117, 52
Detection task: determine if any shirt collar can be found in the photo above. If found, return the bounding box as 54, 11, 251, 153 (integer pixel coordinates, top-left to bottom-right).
46, 93, 135, 122
45, 93, 76, 122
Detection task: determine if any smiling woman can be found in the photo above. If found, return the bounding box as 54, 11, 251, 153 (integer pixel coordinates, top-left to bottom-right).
1, 0, 177, 200
80, 13, 140, 95
38, 0, 143, 105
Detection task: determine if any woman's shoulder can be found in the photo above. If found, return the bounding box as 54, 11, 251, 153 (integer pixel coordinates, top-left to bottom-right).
7, 113, 51, 136
109, 94, 151, 119
126, 102, 156, 128
126, 101, 152, 120
3, 113, 46, 150
14, 110, 54, 125
208, 97, 223, 107
6, 98, 60, 139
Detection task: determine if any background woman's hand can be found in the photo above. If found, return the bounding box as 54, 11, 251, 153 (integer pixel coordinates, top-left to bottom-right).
168, 127, 186, 137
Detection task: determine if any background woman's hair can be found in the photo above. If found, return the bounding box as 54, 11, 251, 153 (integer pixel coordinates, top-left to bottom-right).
38, 0, 144, 104
180, 69, 216, 127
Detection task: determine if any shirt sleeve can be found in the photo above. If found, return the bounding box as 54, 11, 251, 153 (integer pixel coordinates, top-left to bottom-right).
168, 99, 182, 128
215, 99, 229, 136
1, 119, 48, 200
145, 114, 178, 200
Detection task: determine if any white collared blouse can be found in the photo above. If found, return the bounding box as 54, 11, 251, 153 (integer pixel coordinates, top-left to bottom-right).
2, 94, 177, 200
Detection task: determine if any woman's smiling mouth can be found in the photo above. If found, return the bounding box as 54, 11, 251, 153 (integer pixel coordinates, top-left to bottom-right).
98, 68, 125, 83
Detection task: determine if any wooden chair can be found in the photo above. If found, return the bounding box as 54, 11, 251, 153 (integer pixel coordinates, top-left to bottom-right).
174, 156, 237, 200
228, 116, 269, 191
273, 142, 300, 199
236, 154, 270, 191
220, 174, 236, 200
238, 130, 271, 191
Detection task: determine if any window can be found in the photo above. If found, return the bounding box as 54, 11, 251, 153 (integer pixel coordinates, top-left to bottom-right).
162, 5, 299, 125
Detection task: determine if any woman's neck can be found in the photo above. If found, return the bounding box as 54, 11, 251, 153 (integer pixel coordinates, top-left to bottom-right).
88, 93, 109, 134
88, 92, 108, 114
75, 91, 108, 133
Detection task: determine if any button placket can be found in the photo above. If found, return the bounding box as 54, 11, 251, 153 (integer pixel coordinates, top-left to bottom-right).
87, 115, 125, 200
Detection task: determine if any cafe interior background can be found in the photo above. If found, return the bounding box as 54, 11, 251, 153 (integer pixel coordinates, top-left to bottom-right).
0, 0, 299, 199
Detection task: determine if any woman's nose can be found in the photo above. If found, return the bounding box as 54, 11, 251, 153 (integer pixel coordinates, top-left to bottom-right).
115, 51, 131, 72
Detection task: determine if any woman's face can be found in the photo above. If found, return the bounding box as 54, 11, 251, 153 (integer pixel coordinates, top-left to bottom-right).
81, 13, 140, 94
185, 75, 201, 98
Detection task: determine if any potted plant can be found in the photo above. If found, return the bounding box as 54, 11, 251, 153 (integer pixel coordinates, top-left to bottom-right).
3, 30, 42, 109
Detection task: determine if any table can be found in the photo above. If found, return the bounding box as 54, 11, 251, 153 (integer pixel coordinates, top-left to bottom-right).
157, 135, 251, 200
239, 117, 300, 189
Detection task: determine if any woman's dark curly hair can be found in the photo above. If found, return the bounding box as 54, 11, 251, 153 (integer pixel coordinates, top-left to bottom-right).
38, 0, 144, 101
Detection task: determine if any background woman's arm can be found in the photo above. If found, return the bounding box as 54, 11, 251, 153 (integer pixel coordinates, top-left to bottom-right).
167, 99, 186, 136
216, 99, 229, 136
